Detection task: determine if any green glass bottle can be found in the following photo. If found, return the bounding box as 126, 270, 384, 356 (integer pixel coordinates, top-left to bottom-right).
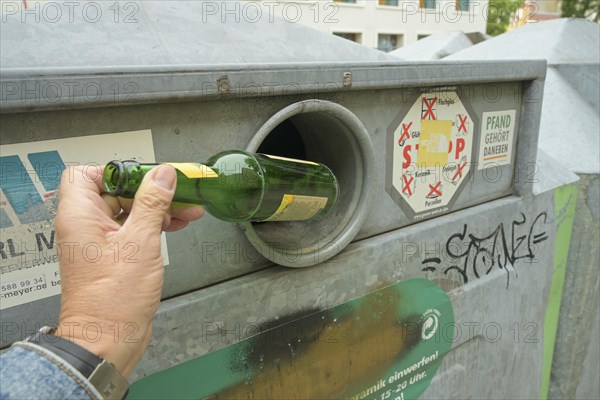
102, 151, 339, 222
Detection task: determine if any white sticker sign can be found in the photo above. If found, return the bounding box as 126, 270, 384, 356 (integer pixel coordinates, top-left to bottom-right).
391, 91, 474, 217
0, 130, 169, 310
477, 110, 516, 170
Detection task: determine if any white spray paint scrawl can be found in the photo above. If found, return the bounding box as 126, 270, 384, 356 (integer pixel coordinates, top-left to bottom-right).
0, 130, 169, 310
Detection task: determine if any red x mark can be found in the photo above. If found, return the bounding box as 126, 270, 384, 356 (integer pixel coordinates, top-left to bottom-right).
398, 122, 413, 145
458, 115, 468, 133
453, 162, 467, 181
428, 181, 442, 197
422, 97, 437, 120
402, 175, 414, 196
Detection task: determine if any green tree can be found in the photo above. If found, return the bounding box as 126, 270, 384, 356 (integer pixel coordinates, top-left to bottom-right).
561, 0, 600, 22
486, 0, 525, 36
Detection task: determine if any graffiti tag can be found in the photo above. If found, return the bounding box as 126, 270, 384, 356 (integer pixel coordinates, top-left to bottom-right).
422, 212, 549, 288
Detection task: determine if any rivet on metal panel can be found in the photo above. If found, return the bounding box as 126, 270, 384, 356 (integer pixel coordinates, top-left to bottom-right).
343, 72, 352, 87
217, 75, 230, 93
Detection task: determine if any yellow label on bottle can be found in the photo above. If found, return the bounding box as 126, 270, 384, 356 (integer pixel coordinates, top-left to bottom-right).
263, 154, 319, 166
166, 163, 218, 179
264, 194, 329, 222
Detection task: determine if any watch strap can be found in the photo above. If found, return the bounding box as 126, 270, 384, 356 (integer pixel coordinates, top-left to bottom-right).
28, 328, 102, 377
27, 326, 129, 399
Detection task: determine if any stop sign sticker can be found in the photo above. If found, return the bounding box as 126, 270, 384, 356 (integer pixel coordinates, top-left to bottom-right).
389, 91, 475, 219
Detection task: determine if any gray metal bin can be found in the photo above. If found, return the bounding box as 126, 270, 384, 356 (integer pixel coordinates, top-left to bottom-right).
0, 2, 580, 399
449, 19, 600, 400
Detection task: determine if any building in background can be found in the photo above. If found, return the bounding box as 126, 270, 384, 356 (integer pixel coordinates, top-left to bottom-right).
252, 0, 489, 51
510, 0, 561, 30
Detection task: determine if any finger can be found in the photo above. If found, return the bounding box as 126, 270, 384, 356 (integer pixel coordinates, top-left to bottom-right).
161, 212, 172, 231
115, 211, 129, 225
101, 193, 123, 217
59, 165, 104, 193
119, 201, 202, 222
170, 204, 204, 222
117, 197, 134, 215
162, 218, 190, 232
113, 205, 199, 232
58, 165, 104, 198
57, 165, 116, 221
122, 165, 176, 234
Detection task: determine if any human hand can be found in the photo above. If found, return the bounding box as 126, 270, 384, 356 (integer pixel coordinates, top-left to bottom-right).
53, 165, 203, 377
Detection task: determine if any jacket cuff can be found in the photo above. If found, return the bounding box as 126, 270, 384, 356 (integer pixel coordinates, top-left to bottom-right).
1, 341, 103, 400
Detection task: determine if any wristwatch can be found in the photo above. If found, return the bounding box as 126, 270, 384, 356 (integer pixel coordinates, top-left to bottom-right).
26, 326, 129, 400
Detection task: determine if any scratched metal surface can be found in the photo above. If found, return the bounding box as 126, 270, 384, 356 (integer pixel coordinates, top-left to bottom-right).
0, 76, 535, 324
451, 19, 600, 399
540, 67, 598, 400
0, 4, 581, 399
0, 76, 544, 347
544, 69, 599, 400
126, 188, 561, 400
126, 150, 574, 400
550, 174, 600, 400
0, 0, 547, 371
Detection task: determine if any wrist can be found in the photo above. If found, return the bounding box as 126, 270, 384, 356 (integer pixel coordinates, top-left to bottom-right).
25, 326, 130, 399
55, 318, 151, 378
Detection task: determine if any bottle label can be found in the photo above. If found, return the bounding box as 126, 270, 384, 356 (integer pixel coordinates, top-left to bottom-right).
262, 154, 319, 166
166, 163, 218, 179
264, 194, 329, 222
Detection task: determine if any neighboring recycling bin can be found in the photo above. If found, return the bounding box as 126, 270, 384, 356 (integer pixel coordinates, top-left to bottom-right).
389, 31, 475, 61
0, 2, 579, 399
449, 19, 600, 400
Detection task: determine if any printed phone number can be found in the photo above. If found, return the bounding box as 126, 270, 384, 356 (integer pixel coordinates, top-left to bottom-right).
1, 275, 47, 299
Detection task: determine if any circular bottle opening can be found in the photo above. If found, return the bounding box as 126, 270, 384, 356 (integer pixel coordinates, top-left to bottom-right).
103, 161, 124, 196
240, 100, 375, 268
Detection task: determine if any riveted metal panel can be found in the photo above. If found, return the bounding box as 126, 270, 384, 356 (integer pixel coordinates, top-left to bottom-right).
1, 3, 578, 399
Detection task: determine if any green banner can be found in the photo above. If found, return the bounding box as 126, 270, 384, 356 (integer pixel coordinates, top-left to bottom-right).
130, 278, 454, 400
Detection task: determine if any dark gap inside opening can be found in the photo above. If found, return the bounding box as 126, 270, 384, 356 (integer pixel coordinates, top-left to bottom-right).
256, 119, 306, 160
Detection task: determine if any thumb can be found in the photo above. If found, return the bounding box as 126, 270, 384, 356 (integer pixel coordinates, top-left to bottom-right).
124, 165, 176, 233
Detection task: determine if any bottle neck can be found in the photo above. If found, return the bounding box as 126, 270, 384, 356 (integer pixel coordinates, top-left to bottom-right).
103, 160, 154, 199
103, 161, 217, 204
